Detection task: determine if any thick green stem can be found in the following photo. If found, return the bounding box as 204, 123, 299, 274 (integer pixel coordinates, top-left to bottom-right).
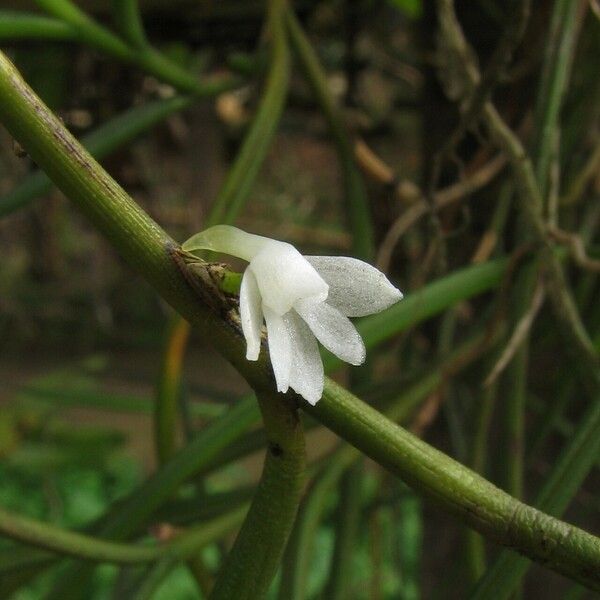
209, 393, 306, 599
470, 397, 600, 599
309, 380, 600, 591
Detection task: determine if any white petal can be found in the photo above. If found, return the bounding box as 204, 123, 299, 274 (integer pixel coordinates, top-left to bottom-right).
239, 270, 263, 361
263, 306, 292, 393
182, 225, 271, 261
306, 256, 403, 317
294, 298, 366, 366
284, 310, 324, 405
250, 244, 328, 316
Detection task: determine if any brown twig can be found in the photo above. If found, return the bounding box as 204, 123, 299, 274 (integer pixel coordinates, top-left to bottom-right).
548, 226, 600, 272
353, 138, 422, 202
376, 154, 506, 270
484, 279, 545, 387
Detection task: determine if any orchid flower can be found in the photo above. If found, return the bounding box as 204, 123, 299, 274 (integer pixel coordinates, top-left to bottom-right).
183, 225, 403, 405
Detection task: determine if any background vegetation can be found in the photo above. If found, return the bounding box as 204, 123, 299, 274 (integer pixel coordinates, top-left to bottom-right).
0, 0, 599, 598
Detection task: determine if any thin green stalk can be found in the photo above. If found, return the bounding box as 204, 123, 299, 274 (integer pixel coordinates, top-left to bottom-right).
35, 0, 131, 60
501, 334, 528, 600
209, 392, 306, 599
465, 383, 496, 584
531, 0, 579, 199
0, 505, 246, 564
526, 377, 574, 460
286, 8, 374, 259
0, 94, 195, 217
0, 11, 76, 41
207, 0, 290, 226
131, 559, 177, 600
503, 262, 539, 498
323, 463, 363, 600
112, 0, 148, 49
34, 0, 238, 95
278, 454, 352, 600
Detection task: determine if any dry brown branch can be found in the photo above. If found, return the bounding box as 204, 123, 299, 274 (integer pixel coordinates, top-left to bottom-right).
353, 138, 421, 202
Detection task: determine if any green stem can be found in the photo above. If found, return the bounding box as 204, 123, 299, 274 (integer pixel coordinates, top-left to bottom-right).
131, 559, 177, 600
34, 0, 238, 95
465, 382, 496, 583
531, 0, 579, 199
1, 50, 598, 592
0, 505, 246, 564
0, 50, 264, 390
470, 397, 600, 599
323, 463, 363, 599
0, 11, 76, 40
207, 0, 290, 227
112, 0, 148, 49
277, 456, 350, 600
209, 392, 306, 599
503, 260, 539, 498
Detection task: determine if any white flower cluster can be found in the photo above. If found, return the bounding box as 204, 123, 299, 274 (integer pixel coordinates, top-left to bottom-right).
183, 225, 403, 405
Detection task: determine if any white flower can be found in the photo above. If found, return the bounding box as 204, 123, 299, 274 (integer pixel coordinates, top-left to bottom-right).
183, 225, 403, 405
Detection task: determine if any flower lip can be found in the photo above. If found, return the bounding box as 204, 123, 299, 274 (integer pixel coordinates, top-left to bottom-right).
248, 242, 329, 316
